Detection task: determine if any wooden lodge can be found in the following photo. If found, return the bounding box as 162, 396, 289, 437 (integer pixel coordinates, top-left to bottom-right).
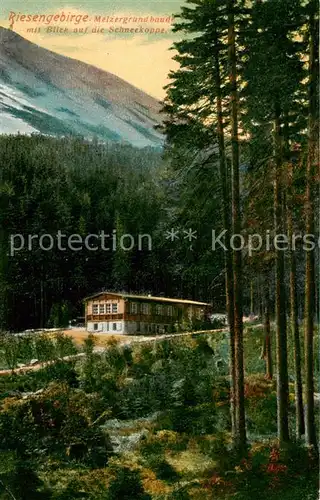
84, 291, 211, 335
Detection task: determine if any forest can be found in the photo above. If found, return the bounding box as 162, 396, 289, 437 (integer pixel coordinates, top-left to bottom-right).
0, 0, 319, 498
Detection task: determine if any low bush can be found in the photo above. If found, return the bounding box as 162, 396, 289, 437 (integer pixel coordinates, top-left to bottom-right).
160, 403, 218, 435
105, 465, 151, 500
0, 383, 113, 467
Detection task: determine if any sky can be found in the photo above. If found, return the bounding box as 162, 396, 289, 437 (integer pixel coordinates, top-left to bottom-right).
1, 0, 186, 99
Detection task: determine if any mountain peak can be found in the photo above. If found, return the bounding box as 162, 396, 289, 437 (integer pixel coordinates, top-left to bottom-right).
0, 28, 164, 148
0, 25, 30, 45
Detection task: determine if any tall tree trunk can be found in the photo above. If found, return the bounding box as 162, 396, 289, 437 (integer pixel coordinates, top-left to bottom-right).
250, 280, 254, 315
228, 0, 246, 452
259, 286, 263, 320
287, 165, 305, 439
263, 284, 273, 380
304, 0, 318, 453
274, 107, 290, 444
214, 30, 236, 439
0, 228, 8, 331
40, 278, 44, 329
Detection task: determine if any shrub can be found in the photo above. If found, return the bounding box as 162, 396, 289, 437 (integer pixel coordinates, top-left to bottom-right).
246, 392, 277, 435
2, 460, 53, 500
34, 334, 56, 363
163, 403, 218, 435
47, 302, 70, 329
106, 466, 151, 500
139, 431, 186, 466
54, 332, 78, 358
104, 344, 129, 376
17, 335, 35, 364
151, 459, 179, 483
197, 433, 229, 461
0, 383, 113, 466
167, 487, 191, 500
115, 372, 172, 419
0, 333, 19, 370
41, 360, 79, 387
0, 361, 79, 397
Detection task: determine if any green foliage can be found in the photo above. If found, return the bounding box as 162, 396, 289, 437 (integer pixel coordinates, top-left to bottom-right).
48, 303, 70, 329
0, 332, 78, 370
140, 430, 187, 457
0, 11, 318, 500
226, 443, 319, 500
17, 335, 34, 365
0, 459, 53, 500
166, 487, 191, 500
151, 459, 179, 483
197, 432, 230, 467
81, 334, 98, 392
34, 334, 56, 363
105, 466, 151, 500
163, 403, 219, 435
54, 332, 78, 358
0, 136, 177, 333
0, 360, 79, 400
0, 334, 19, 371
41, 360, 79, 388
108, 337, 224, 421
246, 391, 278, 436
0, 331, 318, 499
0, 383, 113, 467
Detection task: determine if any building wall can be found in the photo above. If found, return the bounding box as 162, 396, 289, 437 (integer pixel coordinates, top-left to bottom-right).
87, 320, 124, 334
86, 295, 124, 316
124, 321, 138, 334
85, 293, 210, 334
123, 322, 170, 334
86, 320, 172, 335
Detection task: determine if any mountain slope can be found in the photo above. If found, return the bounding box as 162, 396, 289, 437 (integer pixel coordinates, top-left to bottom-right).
0, 27, 164, 148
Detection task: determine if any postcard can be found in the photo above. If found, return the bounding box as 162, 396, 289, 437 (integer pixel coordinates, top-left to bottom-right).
0, 1, 319, 499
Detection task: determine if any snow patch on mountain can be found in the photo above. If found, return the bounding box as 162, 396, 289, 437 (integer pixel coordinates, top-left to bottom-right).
0, 27, 164, 148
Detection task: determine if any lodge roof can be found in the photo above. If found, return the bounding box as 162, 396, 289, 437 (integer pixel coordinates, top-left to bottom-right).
84, 291, 211, 307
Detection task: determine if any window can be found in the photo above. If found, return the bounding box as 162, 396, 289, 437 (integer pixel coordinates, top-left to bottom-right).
167, 306, 173, 316
112, 303, 118, 313
92, 304, 99, 315
156, 305, 163, 315
141, 303, 150, 315
130, 302, 138, 314
112, 323, 117, 331
93, 323, 98, 331
106, 303, 111, 314
99, 304, 105, 314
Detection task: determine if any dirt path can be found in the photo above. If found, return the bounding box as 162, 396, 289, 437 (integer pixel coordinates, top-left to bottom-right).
0, 324, 263, 376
